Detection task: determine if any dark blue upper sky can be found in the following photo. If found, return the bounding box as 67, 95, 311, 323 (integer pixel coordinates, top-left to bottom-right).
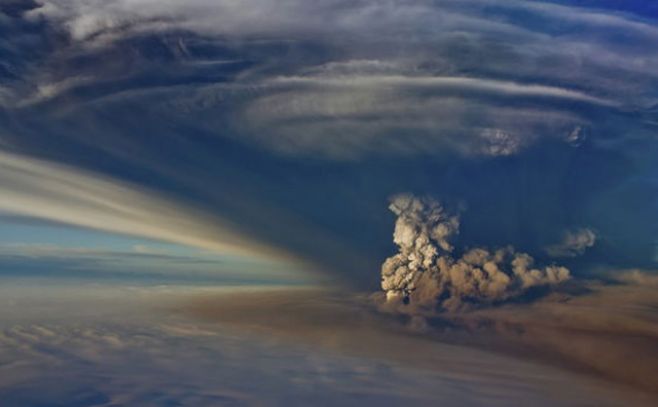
0, 0, 656, 288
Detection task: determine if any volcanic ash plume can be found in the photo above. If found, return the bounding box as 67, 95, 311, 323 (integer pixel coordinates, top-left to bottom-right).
381, 195, 570, 311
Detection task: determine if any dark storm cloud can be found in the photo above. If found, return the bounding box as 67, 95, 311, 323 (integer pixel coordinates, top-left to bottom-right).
0, 1, 656, 286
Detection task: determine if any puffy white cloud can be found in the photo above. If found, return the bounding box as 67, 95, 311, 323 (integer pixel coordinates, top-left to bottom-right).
478, 129, 524, 156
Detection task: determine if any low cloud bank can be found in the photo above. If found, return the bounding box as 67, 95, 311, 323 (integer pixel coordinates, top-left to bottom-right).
181, 273, 658, 400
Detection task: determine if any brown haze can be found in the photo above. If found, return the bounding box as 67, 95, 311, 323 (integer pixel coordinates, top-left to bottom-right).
178, 271, 658, 404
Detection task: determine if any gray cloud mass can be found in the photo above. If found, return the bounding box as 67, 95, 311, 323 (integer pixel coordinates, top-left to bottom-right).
545, 228, 597, 258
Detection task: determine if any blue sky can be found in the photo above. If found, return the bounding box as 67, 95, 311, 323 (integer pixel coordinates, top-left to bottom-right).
0, 217, 313, 285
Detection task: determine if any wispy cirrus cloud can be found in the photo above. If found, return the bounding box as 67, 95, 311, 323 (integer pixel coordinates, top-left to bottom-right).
0, 150, 302, 268
2, 0, 652, 159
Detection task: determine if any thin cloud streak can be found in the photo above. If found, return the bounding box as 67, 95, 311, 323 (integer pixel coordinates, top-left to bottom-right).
272, 75, 617, 107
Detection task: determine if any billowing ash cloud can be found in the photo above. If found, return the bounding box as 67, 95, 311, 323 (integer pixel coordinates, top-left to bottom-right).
545, 228, 597, 258
381, 195, 570, 311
